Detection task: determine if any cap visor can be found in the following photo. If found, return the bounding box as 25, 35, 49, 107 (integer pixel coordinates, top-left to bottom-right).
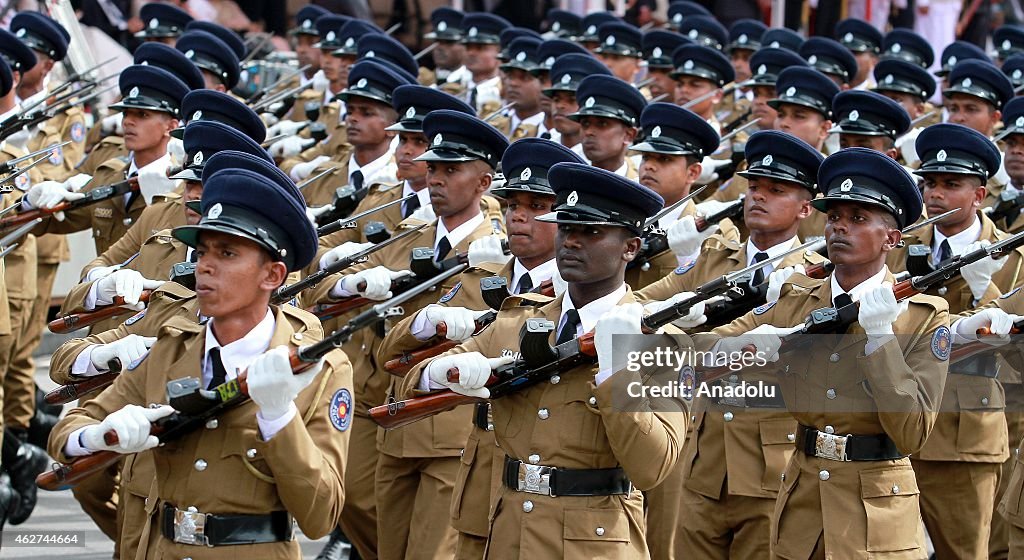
415, 148, 477, 163
169, 167, 202, 181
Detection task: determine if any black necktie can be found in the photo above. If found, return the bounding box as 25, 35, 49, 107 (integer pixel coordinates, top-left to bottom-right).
540, 131, 551, 140
125, 170, 139, 210
351, 170, 364, 190
937, 239, 953, 264
402, 194, 421, 219
435, 236, 451, 261
556, 309, 581, 345
469, 87, 478, 110
515, 273, 533, 294
751, 251, 769, 286
206, 347, 228, 390
833, 293, 853, 309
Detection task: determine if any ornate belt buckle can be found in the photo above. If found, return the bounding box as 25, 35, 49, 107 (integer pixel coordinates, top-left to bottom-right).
814, 432, 849, 461
719, 377, 746, 408
518, 463, 554, 496
173, 506, 211, 546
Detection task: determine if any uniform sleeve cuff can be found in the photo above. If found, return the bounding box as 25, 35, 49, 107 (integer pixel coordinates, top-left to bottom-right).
257, 403, 298, 441
65, 426, 93, 457
72, 345, 104, 377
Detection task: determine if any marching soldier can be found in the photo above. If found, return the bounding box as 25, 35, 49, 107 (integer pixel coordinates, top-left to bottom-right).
830, 90, 911, 156
760, 28, 804, 53
490, 37, 545, 140
460, 13, 510, 116
998, 99, 1024, 233
834, 18, 882, 90
290, 4, 330, 88
670, 44, 734, 135
542, 53, 612, 154
48, 151, 352, 559
424, 7, 469, 89
879, 28, 934, 71
726, 19, 767, 87
544, 9, 581, 40
996, 24, 1024, 64
175, 30, 240, 93
531, 39, 589, 142
743, 47, 808, 136
568, 74, 644, 178
677, 15, 727, 51
576, 12, 618, 52
694, 148, 949, 558
594, 22, 642, 84
133, 3, 193, 46
800, 37, 858, 90
874, 58, 939, 168
944, 60, 1013, 139
642, 30, 689, 105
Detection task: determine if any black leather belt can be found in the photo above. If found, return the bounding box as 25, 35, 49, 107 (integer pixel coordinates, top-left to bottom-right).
502, 456, 632, 497
161, 503, 293, 546
473, 402, 491, 431
714, 380, 786, 408
953, 354, 999, 378
795, 425, 904, 462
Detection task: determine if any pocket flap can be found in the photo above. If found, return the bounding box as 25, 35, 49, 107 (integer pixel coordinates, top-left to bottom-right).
759, 418, 797, 445
860, 466, 919, 499
956, 382, 1005, 411
563, 507, 630, 542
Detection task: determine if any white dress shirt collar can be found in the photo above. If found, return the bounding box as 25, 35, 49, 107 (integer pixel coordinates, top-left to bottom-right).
435, 211, 485, 252
745, 235, 801, 276
829, 265, 889, 304
203, 309, 276, 385
559, 283, 629, 336
932, 215, 982, 263
511, 258, 557, 294
348, 149, 392, 186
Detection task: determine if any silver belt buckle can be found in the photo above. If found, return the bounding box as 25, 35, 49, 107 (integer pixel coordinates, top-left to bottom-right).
814, 432, 849, 461
718, 377, 746, 408
517, 463, 555, 496
173, 506, 211, 547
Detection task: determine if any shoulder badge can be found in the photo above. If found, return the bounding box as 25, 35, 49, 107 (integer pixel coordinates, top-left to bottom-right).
1001, 286, 1022, 300
14, 173, 29, 191
931, 326, 951, 361
125, 308, 147, 326
48, 145, 63, 166
70, 121, 85, 143
678, 365, 694, 401
329, 388, 353, 432
438, 282, 461, 304
674, 259, 697, 275
753, 300, 777, 315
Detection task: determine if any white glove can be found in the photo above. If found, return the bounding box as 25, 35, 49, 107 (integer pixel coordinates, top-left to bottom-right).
83, 264, 121, 282
426, 352, 514, 398
766, 265, 805, 304
422, 304, 489, 341
718, 323, 802, 363
311, 69, 330, 93
90, 335, 157, 371
552, 270, 568, 297
898, 127, 924, 167
595, 303, 644, 376
270, 136, 308, 159
101, 112, 124, 135
94, 269, 164, 307
696, 156, 732, 185
305, 203, 333, 226
167, 137, 185, 168
467, 235, 510, 267
642, 291, 712, 329
994, 154, 1013, 188
261, 112, 280, 127
268, 119, 306, 137
955, 307, 1022, 344
408, 202, 436, 223
694, 198, 734, 217
290, 155, 330, 181
63, 173, 92, 192
25, 180, 85, 219
319, 241, 373, 271
136, 159, 175, 204
80, 404, 175, 454
4, 126, 30, 151
337, 266, 411, 300
961, 240, 1007, 300
247, 345, 324, 421
667, 215, 718, 260
858, 282, 908, 336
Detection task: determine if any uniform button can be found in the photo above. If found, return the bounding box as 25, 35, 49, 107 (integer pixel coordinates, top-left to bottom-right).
123, 218, 133, 226
824, 425, 835, 434
982, 397, 990, 405
891, 484, 900, 494
819, 470, 830, 481
829, 353, 840, 363
361, 343, 367, 352
194, 459, 207, 471
528, 454, 540, 465
723, 412, 734, 422
826, 388, 837, 399
787, 433, 795, 442
487, 423, 494, 432
595, 527, 605, 536
246, 449, 257, 459
523, 500, 534, 513
691, 415, 696, 423
538, 408, 549, 420
205, 419, 218, 430
292, 333, 304, 342
588, 397, 597, 406
784, 365, 790, 373
938, 286, 948, 296
550, 375, 560, 384
781, 473, 786, 481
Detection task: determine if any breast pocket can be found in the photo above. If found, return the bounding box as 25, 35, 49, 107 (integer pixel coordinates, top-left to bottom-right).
563, 507, 630, 557
1000, 451, 1024, 521
956, 380, 1007, 456
556, 396, 604, 456
91, 209, 115, 245
860, 466, 922, 553
218, 425, 277, 507
759, 418, 797, 494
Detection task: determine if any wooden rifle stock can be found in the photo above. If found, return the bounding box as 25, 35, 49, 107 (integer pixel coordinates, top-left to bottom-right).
49, 291, 151, 334
0, 177, 139, 229
44, 371, 120, 406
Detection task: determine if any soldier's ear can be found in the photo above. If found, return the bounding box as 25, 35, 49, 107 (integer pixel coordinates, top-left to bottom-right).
622, 233, 642, 262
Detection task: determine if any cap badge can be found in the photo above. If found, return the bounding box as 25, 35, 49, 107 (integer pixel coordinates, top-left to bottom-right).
948, 55, 957, 66
561, 73, 572, 84
192, 110, 202, 121
129, 86, 140, 98
762, 154, 773, 166
937, 149, 947, 162
302, 19, 313, 29
786, 86, 796, 97
683, 59, 694, 70
326, 31, 336, 42
437, 21, 448, 32
840, 178, 853, 192
551, 22, 560, 31
193, 151, 204, 166
673, 13, 683, 23
606, 35, 615, 45
433, 133, 443, 145
185, 49, 195, 59
885, 74, 894, 84
891, 43, 902, 53
520, 167, 532, 181
516, 51, 527, 61
587, 25, 596, 35
357, 78, 368, 88
849, 110, 859, 121
653, 47, 662, 58
585, 96, 595, 108
208, 203, 223, 219
1017, 116, 1024, 127
843, 32, 853, 42
757, 64, 766, 75
345, 37, 355, 47
366, 50, 376, 58
1004, 39, 1012, 51
651, 125, 662, 138
963, 77, 972, 88
687, 29, 699, 39
808, 55, 817, 64
739, 34, 748, 43
1015, 70, 1023, 80
567, 191, 579, 206
15, 29, 24, 37
149, 18, 159, 29
770, 41, 780, 48
545, 56, 555, 66
405, 106, 416, 119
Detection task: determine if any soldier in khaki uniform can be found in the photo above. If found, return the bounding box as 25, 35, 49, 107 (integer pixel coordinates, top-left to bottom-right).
593, 22, 642, 84
642, 31, 689, 106
670, 45, 733, 136
460, 14, 509, 117
635, 130, 824, 560
872, 59, 939, 170
719, 19, 765, 128
376, 138, 576, 559
489, 38, 544, 141
569, 74, 643, 179
304, 110, 508, 560
541, 54, 611, 156
403, 162, 690, 558
694, 148, 949, 559
420, 8, 469, 89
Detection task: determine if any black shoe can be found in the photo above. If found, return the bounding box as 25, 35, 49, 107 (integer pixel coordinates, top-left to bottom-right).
315, 526, 353, 560
27, 408, 59, 450
35, 384, 62, 418
3, 433, 50, 525
0, 474, 19, 531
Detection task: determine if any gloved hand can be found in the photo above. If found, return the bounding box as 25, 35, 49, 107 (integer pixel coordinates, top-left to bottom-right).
270, 136, 308, 159
694, 198, 734, 218
955, 307, 1022, 345
667, 215, 718, 260
100, 112, 124, 135
260, 112, 280, 127
594, 303, 644, 377
426, 352, 514, 398
137, 159, 176, 204
319, 241, 373, 271
25, 180, 85, 219
467, 235, 510, 267
408, 203, 436, 223
268, 120, 306, 137
336, 266, 411, 300
994, 153, 1013, 188
63, 173, 92, 192
84, 264, 121, 282
311, 69, 330, 93
858, 282, 907, 336
766, 264, 805, 304
305, 203, 333, 226
643, 292, 715, 329
90, 335, 157, 371
552, 270, 568, 297
247, 346, 324, 421
80, 404, 175, 453
898, 127, 924, 167
696, 156, 732, 185
4, 126, 30, 151
718, 323, 802, 362
167, 137, 185, 168
961, 240, 1007, 300
94, 269, 164, 308
289, 155, 330, 181
421, 305, 489, 341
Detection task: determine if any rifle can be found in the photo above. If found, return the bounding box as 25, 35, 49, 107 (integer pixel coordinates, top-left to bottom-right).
984, 186, 1024, 230
317, 193, 416, 236
49, 291, 151, 335
682, 83, 737, 109
0, 142, 71, 177
308, 169, 399, 227
414, 43, 438, 61
0, 175, 137, 230
244, 64, 311, 105
36, 265, 467, 491
628, 186, 708, 271
368, 240, 814, 429
631, 194, 744, 272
